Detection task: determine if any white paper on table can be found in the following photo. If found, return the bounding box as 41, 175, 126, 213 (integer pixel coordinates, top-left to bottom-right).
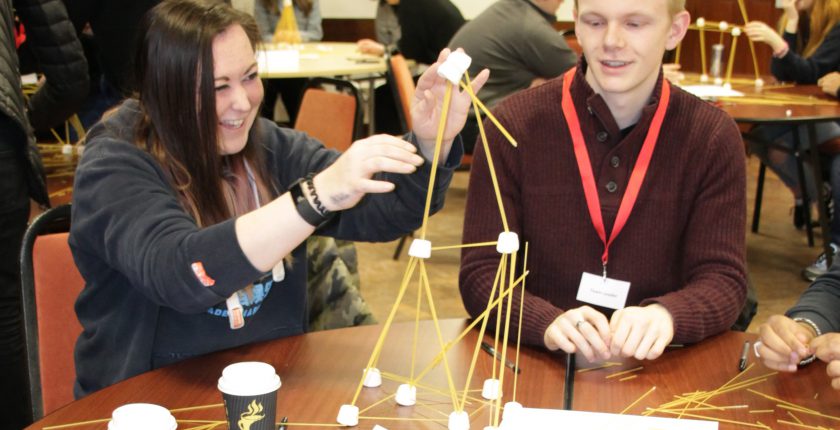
500, 408, 718, 430
680, 85, 744, 99
256, 49, 300, 73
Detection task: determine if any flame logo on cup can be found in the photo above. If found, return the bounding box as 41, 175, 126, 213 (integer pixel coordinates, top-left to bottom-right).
237, 400, 265, 430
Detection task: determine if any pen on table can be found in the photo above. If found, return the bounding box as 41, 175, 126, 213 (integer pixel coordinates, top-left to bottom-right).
480, 341, 522, 374
738, 341, 750, 372
563, 353, 575, 410
278, 416, 288, 430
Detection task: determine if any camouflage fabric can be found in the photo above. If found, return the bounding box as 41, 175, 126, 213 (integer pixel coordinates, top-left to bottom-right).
306, 236, 376, 331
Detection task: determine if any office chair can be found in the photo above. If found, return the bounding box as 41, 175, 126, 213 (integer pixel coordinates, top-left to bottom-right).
19, 204, 84, 420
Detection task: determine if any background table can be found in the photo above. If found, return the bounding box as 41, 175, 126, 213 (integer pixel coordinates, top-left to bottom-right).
257, 42, 385, 79
257, 42, 385, 135
714, 82, 840, 265
27, 319, 840, 429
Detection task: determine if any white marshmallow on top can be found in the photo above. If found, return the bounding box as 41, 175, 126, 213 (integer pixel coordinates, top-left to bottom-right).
437, 51, 472, 85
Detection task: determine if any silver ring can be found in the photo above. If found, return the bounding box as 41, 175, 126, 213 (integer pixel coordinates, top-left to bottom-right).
575, 320, 587, 330
753, 340, 762, 358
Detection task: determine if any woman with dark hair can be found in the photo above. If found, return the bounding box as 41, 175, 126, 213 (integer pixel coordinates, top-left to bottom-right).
745, 0, 840, 280
69, 0, 487, 397
254, 0, 322, 42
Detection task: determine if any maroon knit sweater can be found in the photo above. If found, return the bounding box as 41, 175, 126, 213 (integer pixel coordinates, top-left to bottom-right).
459, 63, 747, 347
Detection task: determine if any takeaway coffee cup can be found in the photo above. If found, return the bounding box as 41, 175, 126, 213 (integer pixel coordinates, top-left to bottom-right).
218, 362, 282, 430
107, 403, 177, 430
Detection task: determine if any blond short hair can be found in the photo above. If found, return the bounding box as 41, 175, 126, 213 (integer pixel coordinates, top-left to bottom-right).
574, 0, 686, 15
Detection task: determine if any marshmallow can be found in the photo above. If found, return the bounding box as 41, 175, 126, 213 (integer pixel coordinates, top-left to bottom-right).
395, 384, 416, 406
496, 232, 520, 254
337, 405, 359, 427
448, 411, 470, 430
363, 367, 382, 388
408, 239, 432, 259
481, 378, 501, 400
437, 51, 472, 85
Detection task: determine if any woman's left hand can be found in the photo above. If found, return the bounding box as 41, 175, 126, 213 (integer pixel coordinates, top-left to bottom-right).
410, 48, 489, 164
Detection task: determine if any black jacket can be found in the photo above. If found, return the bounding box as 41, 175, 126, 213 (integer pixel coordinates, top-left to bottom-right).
0, 0, 88, 206
396, 0, 465, 65
63, 0, 160, 96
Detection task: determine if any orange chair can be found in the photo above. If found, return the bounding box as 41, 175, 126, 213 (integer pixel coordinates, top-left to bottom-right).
294, 77, 362, 151
386, 53, 419, 259
20, 204, 84, 420
387, 53, 415, 133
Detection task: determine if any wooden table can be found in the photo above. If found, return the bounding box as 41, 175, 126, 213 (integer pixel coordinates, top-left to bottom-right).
26, 319, 840, 429
713, 81, 840, 264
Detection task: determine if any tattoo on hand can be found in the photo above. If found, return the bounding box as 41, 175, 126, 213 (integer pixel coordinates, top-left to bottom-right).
331, 193, 350, 205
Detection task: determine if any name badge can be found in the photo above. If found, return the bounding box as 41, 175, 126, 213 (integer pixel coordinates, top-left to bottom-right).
576, 272, 630, 310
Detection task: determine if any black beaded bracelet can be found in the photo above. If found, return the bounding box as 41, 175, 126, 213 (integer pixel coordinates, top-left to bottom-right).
304, 173, 330, 217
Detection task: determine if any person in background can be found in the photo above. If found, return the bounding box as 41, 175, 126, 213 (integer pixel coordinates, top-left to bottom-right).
254, 0, 321, 43
744, 0, 840, 281
357, 0, 401, 57
1, 0, 88, 426
356, 0, 464, 66
755, 262, 840, 389
62, 0, 161, 131
254, 0, 322, 126
460, 0, 747, 363
448, 0, 578, 153
70, 0, 487, 397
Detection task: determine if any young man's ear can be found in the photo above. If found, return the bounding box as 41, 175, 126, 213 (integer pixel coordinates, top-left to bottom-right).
665, 11, 691, 51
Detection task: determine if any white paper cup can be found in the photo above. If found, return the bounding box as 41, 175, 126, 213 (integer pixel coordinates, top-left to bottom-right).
107, 403, 177, 430
218, 362, 281, 430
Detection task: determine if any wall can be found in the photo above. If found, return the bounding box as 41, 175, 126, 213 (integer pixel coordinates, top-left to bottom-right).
320, 0, 574, 21
321, 0, 782, 77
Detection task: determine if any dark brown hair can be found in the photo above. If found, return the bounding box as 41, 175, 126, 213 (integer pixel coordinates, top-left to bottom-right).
134, 0, 274, 226
259, 0, 313, 17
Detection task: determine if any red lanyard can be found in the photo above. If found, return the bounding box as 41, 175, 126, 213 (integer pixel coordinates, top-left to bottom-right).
560, 67, 671, 271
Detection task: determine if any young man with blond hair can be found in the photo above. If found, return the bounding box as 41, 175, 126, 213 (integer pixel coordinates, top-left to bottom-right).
459, 0, 747, 362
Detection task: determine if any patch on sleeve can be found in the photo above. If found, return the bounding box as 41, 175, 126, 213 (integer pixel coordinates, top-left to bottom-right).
191, 261, 216, 287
